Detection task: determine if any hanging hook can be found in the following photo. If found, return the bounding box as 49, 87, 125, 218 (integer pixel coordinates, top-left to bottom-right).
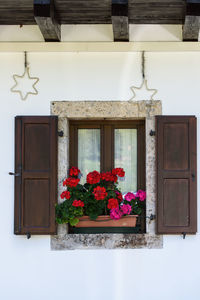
142, 51, 145, 79
24, 51, 28, 69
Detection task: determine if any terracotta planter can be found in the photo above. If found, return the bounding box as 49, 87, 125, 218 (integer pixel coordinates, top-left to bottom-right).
75, 215, 138, 228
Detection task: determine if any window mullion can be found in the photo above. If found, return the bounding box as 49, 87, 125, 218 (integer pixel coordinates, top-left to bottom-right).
102, 125, 113, 172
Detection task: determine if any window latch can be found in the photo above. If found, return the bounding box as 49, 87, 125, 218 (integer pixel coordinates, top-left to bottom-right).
149, 130, 156, 136
27, 232, 31, 239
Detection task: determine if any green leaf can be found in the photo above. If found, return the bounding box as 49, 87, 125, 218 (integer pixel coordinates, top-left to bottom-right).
69, 218, 79, 226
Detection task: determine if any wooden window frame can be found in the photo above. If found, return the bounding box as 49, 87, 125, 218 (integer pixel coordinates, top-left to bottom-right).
69, 119, 146, 233
69, 119, 145, 191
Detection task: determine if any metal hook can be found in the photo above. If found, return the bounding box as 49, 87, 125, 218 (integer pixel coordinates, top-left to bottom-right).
142, 51, 145, 79
182, 232, 186, 239
24, 51, 27, 69
9, 172, 20, 176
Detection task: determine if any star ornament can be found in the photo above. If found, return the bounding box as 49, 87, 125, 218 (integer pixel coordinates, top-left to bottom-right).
11, 67, 39, 101
129, 79, 158, 101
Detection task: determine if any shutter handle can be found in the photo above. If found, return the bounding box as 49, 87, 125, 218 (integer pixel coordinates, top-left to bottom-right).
9, 172, 20, 176
191, 174, 195, 182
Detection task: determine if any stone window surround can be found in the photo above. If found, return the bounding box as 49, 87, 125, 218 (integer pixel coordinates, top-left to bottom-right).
51, 100, 163, 250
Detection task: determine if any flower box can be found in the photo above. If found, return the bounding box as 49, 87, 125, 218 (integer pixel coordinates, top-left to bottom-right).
56, 167, 146, 228
75, 215, 138, 228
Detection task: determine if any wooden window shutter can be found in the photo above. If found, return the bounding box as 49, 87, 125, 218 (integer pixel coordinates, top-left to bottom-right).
156, 116, 197, 234
14, 116, 58, 236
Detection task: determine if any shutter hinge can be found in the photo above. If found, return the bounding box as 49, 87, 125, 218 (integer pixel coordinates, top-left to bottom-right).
58, 131, 64, 137
138, 214, 156, 221
149, 130, 156, 136
147, 214, 156, 221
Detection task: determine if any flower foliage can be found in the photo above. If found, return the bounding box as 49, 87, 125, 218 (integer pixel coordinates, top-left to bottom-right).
55, 167, 146, 226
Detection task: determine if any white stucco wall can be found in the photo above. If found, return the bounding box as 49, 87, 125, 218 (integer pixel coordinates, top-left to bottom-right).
0, 50, 200, 300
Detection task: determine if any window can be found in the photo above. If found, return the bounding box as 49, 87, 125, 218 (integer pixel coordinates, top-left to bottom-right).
69, 120, 146, 233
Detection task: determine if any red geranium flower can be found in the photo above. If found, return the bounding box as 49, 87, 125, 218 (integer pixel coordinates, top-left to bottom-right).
107, 198, 119, 209
63, 177, 80, 188
87, 170, 101, 184
112, 168, 125, 177
69, 167, 80, 177
60, 190, 71, 200
101, 172, 117, 182
93, 186, 108, 200
116, 191, 123, 202
72, 200, 84, 207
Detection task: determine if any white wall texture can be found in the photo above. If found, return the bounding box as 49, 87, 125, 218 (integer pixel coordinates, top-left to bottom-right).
0, 49, 200, 300
0, 24, 184, 42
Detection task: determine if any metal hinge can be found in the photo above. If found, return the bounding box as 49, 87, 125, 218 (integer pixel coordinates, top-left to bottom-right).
149, 130, 156, 136
58, 130, 64, 137
147, 214, 156, 221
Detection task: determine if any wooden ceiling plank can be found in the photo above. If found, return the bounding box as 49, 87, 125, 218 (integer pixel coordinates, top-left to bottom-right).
0, 0, 194, 27
183, 0, 200, 41
34, 0, 61, 42
112, 0, 129, 42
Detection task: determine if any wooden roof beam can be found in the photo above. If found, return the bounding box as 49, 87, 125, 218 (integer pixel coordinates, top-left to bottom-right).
112, 0, 129, 42
183, 0, 200, 41
34, 0, 61, 42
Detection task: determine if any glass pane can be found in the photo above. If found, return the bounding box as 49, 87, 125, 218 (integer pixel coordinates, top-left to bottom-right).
78, 129, 100, 184
115, 129, 137, 194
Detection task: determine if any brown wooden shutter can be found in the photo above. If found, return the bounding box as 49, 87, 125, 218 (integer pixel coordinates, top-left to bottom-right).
14, 116, 58, 235
156, 116, 197, 234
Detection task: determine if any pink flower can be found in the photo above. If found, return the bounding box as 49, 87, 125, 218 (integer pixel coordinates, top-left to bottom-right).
124, 192, 135, 202
120, 204, 132, 215
136, 190, 146, 201
110, 207, 123, 220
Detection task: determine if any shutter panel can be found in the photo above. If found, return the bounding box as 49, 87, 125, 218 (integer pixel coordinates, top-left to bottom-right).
156, 116, 197, 234
14, 116, 58, 235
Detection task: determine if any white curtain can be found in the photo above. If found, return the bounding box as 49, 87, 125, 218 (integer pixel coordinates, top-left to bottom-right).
115, 129, 137, 194
78, 129, 100, 184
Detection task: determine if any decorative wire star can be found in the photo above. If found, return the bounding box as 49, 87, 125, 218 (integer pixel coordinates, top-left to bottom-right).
11, 67, 39, 101
129, 79, 158, 101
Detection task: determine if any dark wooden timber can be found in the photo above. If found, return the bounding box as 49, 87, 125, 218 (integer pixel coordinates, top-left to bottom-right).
183, 1, 200, 41
112, 0, 129, 41
0, 1, 188, 26
14, 116, 58, 235
34, 0, 61, 41
156, 116, 197, 234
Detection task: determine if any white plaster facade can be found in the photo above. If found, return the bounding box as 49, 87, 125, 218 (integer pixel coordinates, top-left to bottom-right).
0, 25, 200, 300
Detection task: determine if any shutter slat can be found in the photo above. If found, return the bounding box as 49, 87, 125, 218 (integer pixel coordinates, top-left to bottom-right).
14, 116, 58, 235
156, 116, 197, 234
